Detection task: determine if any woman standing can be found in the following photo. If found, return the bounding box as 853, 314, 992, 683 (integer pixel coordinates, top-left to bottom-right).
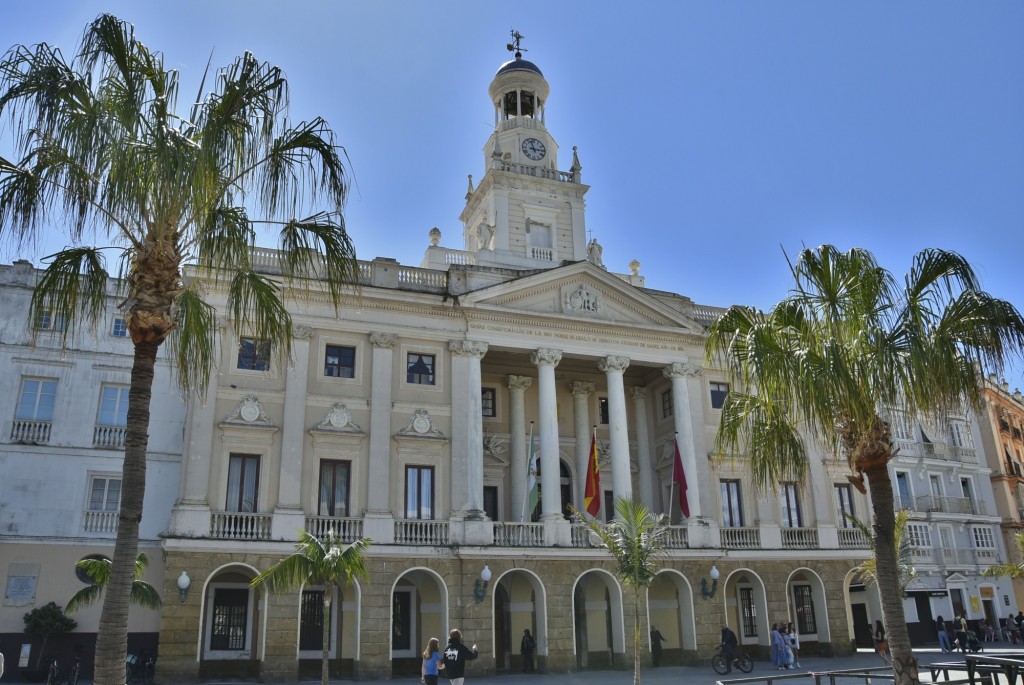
874, 620, 891, 665
787, 622, 801, 668
421, 637, 443, 685
936, 616, 952, 653
770, 623, 787, 669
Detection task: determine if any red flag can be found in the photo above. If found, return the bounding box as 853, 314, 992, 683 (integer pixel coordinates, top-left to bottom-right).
583, 429, 601, 516
673, 436, 690, 518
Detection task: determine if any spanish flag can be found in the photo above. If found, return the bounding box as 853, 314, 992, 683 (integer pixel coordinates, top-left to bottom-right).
583, 427, 601, 516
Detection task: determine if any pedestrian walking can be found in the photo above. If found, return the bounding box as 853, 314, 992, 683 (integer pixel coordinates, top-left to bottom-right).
421, 637, 443, 685
937, 616, 952, 653
442, 628, 478, 685
787, 622, 801, 668
875, 620, 891, 665
650, 625, 665, 667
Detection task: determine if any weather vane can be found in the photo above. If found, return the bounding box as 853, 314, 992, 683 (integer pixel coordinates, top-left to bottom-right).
507, 29, 527, 59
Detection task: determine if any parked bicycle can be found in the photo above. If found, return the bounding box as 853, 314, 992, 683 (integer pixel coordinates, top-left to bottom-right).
126, 651, 155, 684
711, 645, 754, 675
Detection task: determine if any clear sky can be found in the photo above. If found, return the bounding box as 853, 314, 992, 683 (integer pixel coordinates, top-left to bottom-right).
2, 1, 1023, 385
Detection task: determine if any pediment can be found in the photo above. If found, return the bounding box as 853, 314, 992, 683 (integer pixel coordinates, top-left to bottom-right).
461, 262, 703, 333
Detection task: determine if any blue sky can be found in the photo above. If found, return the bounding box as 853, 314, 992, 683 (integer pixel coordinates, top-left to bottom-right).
2, 1, 1023, 385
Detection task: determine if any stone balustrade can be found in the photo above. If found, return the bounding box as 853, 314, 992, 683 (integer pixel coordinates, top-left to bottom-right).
304, 515, 364, 542
93, 424, 127, 448
394, 519, 448, 545
210, 512, 272, 540
83, 509, 118, 533
11, 419, 51, 444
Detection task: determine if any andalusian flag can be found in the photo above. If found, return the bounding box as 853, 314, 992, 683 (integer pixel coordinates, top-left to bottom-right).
526, 423, 539, 520
583, 427, 601, 516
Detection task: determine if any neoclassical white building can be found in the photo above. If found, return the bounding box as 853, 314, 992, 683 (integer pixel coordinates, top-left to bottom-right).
0, 43, 1014, 682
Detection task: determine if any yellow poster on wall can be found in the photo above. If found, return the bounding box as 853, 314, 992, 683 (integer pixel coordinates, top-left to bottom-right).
971, 595, 980, 612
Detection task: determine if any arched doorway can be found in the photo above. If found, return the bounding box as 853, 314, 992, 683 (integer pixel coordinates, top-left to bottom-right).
572, 569, 625, 669
492, 569, 547, 672
199, 564, 262, 680
647, 570, 696, 665
785, 568, 830, 655
296, 579, 362, 679
391, 568, 448, 677
721, 569, 770, 651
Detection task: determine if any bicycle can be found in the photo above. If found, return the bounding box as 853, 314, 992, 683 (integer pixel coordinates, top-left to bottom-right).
126, 653, 140, 684
711, 645, 754, 675
46, 656, 79, 685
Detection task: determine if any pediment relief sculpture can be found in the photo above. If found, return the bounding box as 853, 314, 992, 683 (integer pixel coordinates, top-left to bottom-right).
311, 403, 364, 434
563, 283, 601, 315
222, 395, 274, 426
396, 409, 446, 440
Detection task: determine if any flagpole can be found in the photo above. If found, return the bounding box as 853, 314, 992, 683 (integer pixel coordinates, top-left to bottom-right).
521, 421, 534, 522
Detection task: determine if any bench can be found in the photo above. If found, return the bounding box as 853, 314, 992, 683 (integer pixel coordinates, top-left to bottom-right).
930, 655, 1024, 685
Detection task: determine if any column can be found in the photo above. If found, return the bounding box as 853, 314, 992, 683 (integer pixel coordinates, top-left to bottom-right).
598, 355, 633, 506
449, 340, 489, 519
530, 348, 562, 521
364, 332, 396, 542
571, 381, 596, 509
169, 364, 219, 536
663, 362, 702, 518
508, 375, 533, 522
631, 386, 654, 510
271, 325, 313, 539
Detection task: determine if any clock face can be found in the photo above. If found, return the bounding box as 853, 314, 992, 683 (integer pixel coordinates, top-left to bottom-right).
522, 138, 546, 161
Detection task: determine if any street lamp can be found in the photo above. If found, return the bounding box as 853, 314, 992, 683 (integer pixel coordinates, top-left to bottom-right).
701, 565, 720, 600
473, 564, 492, 604
177, 571, 191, 603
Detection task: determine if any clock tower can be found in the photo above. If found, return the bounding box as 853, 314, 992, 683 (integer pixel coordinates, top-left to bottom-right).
459, 33, 590, 269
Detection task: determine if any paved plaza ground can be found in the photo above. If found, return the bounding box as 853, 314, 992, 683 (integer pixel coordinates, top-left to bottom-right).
5, 646, 1022, 685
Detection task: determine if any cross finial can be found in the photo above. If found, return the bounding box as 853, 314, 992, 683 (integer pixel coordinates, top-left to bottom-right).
507, 29, 527, 59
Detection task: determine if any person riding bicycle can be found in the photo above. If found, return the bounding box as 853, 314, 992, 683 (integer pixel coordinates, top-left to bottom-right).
721, 623, 738, 673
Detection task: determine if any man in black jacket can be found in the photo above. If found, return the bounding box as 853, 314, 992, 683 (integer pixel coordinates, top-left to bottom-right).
721, 624, 738, 673
443, 628, 478, 685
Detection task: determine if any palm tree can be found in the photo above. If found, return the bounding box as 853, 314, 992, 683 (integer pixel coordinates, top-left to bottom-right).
574, 498, 668, 685
65, 553, 161, 615
251, 531, 371, 685
0, 15, 357, 684
848, 510, 918, 593
705, 245, 1024, 685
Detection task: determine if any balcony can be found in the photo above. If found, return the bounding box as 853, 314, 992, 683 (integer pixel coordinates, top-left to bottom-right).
494, 522, 544, 547
571, 523, 598, 548
721, 527, 761, 549
11, 419, 51, 444
838, 528, 870, 549
665, 526, 689, 549
781, 527, 819, 549
394, 519, 448, 545
915, 496, 987, 516
304, 516, 363, 542
83, 509, 118, 533
93, 424, 127, 449
210, 512, 272, 540
938, 547, 974, 567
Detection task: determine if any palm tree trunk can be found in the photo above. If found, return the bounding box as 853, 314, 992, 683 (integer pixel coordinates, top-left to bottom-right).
864, 459, 920, 685
94, 341, 158, 685
633, 587, 641, 685
322, 594, 330, 685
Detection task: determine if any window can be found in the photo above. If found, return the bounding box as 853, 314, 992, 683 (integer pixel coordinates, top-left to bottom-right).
721, 479, 744, 527
111, 317, 128, 337
890, 412, 914, 441
16, 378, 57, 421
88, 476, 121, 511
598, 397, 609, 425
834, 484, 855, 528
906, 523, 932, 548
34, 309, 67, 331
299, 589, 330, 651
483, 486, 498, 521
604, 490, 614, 524
739, 587, 757, 638
237, 337, 271, 371
97, 385, 129, 426
792, 585, 817, 634
481, 387, 497, 418
318, 460, 350, 518
950, 421, 973, 447
779, 482, 803, 528
961, 477, 974, 503
973, 527, 996, 549
710, 382, 729, 409
226, 454, 260, 512
210, 588, 250, 650
895, 471, 912, 509
661, 390, 673, 419
324, 344, 355, 378
405, 466, 434, 519
406, 353, 435, 385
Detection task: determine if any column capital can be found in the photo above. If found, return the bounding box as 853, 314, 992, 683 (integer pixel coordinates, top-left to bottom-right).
293, 324, 314, 340
630, 386, 647, 400
663, 362, 701, 379
369, 331, 397, 349
507, 375, 533, 392
570, 380, 596, 397
531, 348, 563, 367
449, 340, 489, 358
598, 355, 630, 374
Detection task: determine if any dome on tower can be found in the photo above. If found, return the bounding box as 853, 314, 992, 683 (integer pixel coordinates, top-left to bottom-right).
495, 57, 543, 77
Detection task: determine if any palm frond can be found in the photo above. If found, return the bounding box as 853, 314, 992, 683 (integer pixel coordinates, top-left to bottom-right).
278, 211, 359, 307
30, 247, 110, 345
227, 269, 292, 369
572, 498, 668, 589
252, 530, 372, 594
168, 287, 218, 397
